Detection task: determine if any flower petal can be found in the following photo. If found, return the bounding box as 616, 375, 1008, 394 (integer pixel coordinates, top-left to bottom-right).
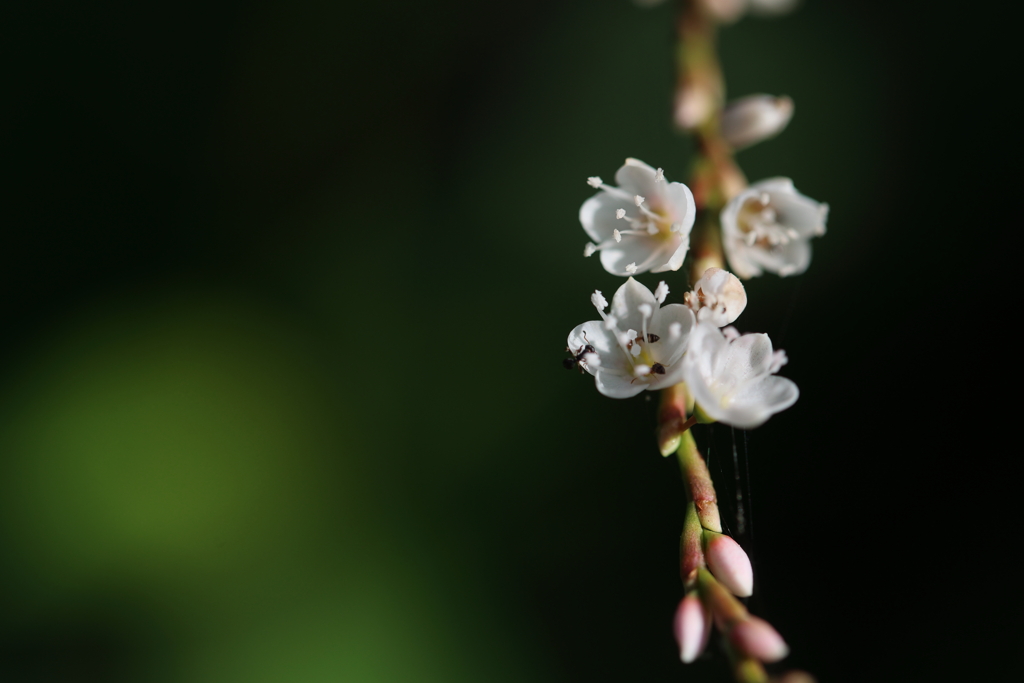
723, 236, 763, 279
595, 370, 647, 399
601, 238, 674, 276
682, 324, 730, 415
651, 236, 690, 273
719, 333, 773, 382
567, 320, 629, 375
647, 358, 686, 391
579, 191, 634, 243
749, 177, 794, 193
747, 239, 812, 278
662, 181, 696, 236
614, 158, 659, 197
610, 277, 658, 334
721, 186, 756, 240
683, 324, 741, 422
649, 304, 695, 367
729, 376, 799, 424
687, 322, 728, 368
769, 190, 828, 237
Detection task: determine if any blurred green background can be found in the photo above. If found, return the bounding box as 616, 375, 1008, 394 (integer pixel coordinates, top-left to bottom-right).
2, 1, 1010, 682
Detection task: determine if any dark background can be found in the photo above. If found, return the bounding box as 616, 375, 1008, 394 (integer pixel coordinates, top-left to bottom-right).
2, 1, 1014, 682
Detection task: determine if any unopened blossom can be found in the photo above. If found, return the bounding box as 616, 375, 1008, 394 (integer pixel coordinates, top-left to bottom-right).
721, 94, 794, 150
674, 592, 712, 663
730, 616, 789, 662
580, 159, 696, 277
704, 532, 753, 597
684, 267, 747, 327
773, 673, 817, 683
681, 322, 798, 429
567, 278, 695, 399
674, 70, 721, 131
721, 178, 828, 279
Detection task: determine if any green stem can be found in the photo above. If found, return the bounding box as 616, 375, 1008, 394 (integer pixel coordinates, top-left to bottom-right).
731, 657, 770, 683
677, 429, 722, 533
680, 501, 705, 588
676, 0, 747, 285
658, 382, 692, 456
697, 567, 747, 627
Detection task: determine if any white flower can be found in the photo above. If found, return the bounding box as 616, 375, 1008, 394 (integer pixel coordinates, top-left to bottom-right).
684, 267, 747, 327
721, 94, 794, 150
721, 178, 828, 279
580, 159, 696, 277
567, 278, 695, 399
681, 322, 798, 429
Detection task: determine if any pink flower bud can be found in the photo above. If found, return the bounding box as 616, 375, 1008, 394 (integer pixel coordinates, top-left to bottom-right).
772, 672, 817, 683
705, 533, 753, 597
721, 95, 794, 150
673, 593, 711, 663
730, 616, 789, 662
675, 83, 715, 130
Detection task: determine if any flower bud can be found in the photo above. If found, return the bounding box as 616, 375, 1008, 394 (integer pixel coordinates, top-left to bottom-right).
772, 672, 817, 683
700, 0, 746, 23
729, 616, 789, 662
721, 95, 794, 150
675, 82, 716, 131
673, 592, 712, 663
685, 267, 747, 327
704, 532, 753, 597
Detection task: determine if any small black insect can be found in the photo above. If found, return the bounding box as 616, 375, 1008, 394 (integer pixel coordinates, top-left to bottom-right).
630, 361, 667, 384
629, 333, 660, 349
563, 333, 596, 373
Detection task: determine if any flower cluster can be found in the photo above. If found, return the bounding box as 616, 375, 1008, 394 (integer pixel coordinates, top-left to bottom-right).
565, 157, 820, 682
567, 265, 796, 428
558, 3, 826, 681
568, 159, 805, 429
